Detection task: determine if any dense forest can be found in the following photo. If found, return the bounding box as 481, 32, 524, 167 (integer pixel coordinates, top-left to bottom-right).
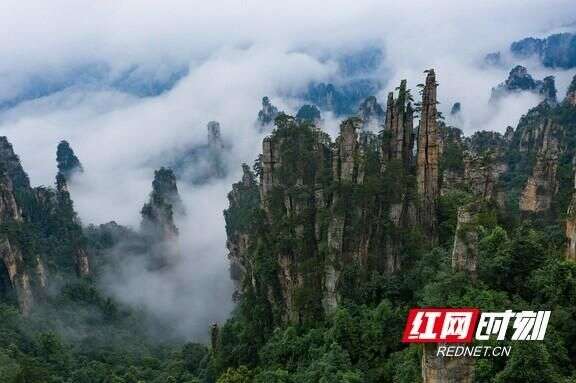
0, 68, 576, 383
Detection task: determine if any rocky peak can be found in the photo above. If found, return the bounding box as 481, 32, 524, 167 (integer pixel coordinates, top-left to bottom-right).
0, 137, 30, 190
0, 137, 91, 314
224, 69, 514, 333
224, 69, 535, 336
416, 69, 440, 239
141, 168, 182, 247
295, 104, 321, 125
207, 121, 224, 150
450, 102, 461, 115
382, 80, 414, 168
565, 74, 576, 106
257, 96, 280, 128
56, 140, 83, 181
491, 66, 557, 105
165, 120, 229, 185
149, 167, 184, 217
357, 95, 384, 129
504, 65, 537, 90
205, 121, 227, 180
335, 118, 361, 182
141, 168, 182, 268
540, 76, 557, 105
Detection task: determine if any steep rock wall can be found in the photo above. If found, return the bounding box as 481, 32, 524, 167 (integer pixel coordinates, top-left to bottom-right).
417, 70, 440, 241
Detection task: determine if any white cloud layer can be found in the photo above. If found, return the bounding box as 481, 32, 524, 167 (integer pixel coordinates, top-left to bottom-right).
0, 0, 575, 341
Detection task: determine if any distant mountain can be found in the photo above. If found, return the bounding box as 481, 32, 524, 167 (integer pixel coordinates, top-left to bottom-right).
300, 46, 384, 116
511, 33, 576, 68
0, 62, 188, 110
303, 78, 381, 116
486, 32, 576, 69
167, 121, 229, 185
490, 65, 557, 105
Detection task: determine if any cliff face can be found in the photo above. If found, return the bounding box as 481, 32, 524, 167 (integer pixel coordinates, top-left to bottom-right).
0, 170, 36, 315
141, 167, 183, 268
464, 152, 507, 204
0, 137, 90, 315
445, 131, 510, 204
222, 67, 576, 383
512, 107, 563, 214
497, 76, 576, 219
566, 74, 576, 107
519, 120, 561, 213
417, 70, 440, 241
451, 201, 483, 280
0, 172, 22, 223
0, 137, 31, 190
224, 164, 260, 297
56, 140, 83, 181
541, 76, 558, 105
424, 195, 486, 383
56, 173, 90, 277
420, 203, 480, 383
567, 190, 576, 261
422, 345, 475, 383
422, 128, 516, 382
225, 71, 441, 325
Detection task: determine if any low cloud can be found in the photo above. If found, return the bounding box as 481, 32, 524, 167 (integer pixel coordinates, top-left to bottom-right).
0, 0, 574, 341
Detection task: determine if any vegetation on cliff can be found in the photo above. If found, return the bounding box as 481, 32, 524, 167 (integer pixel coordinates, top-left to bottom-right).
0, 71, 576, 383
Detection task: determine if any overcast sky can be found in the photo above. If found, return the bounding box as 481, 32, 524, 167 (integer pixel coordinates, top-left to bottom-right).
0, 0, 574, 341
